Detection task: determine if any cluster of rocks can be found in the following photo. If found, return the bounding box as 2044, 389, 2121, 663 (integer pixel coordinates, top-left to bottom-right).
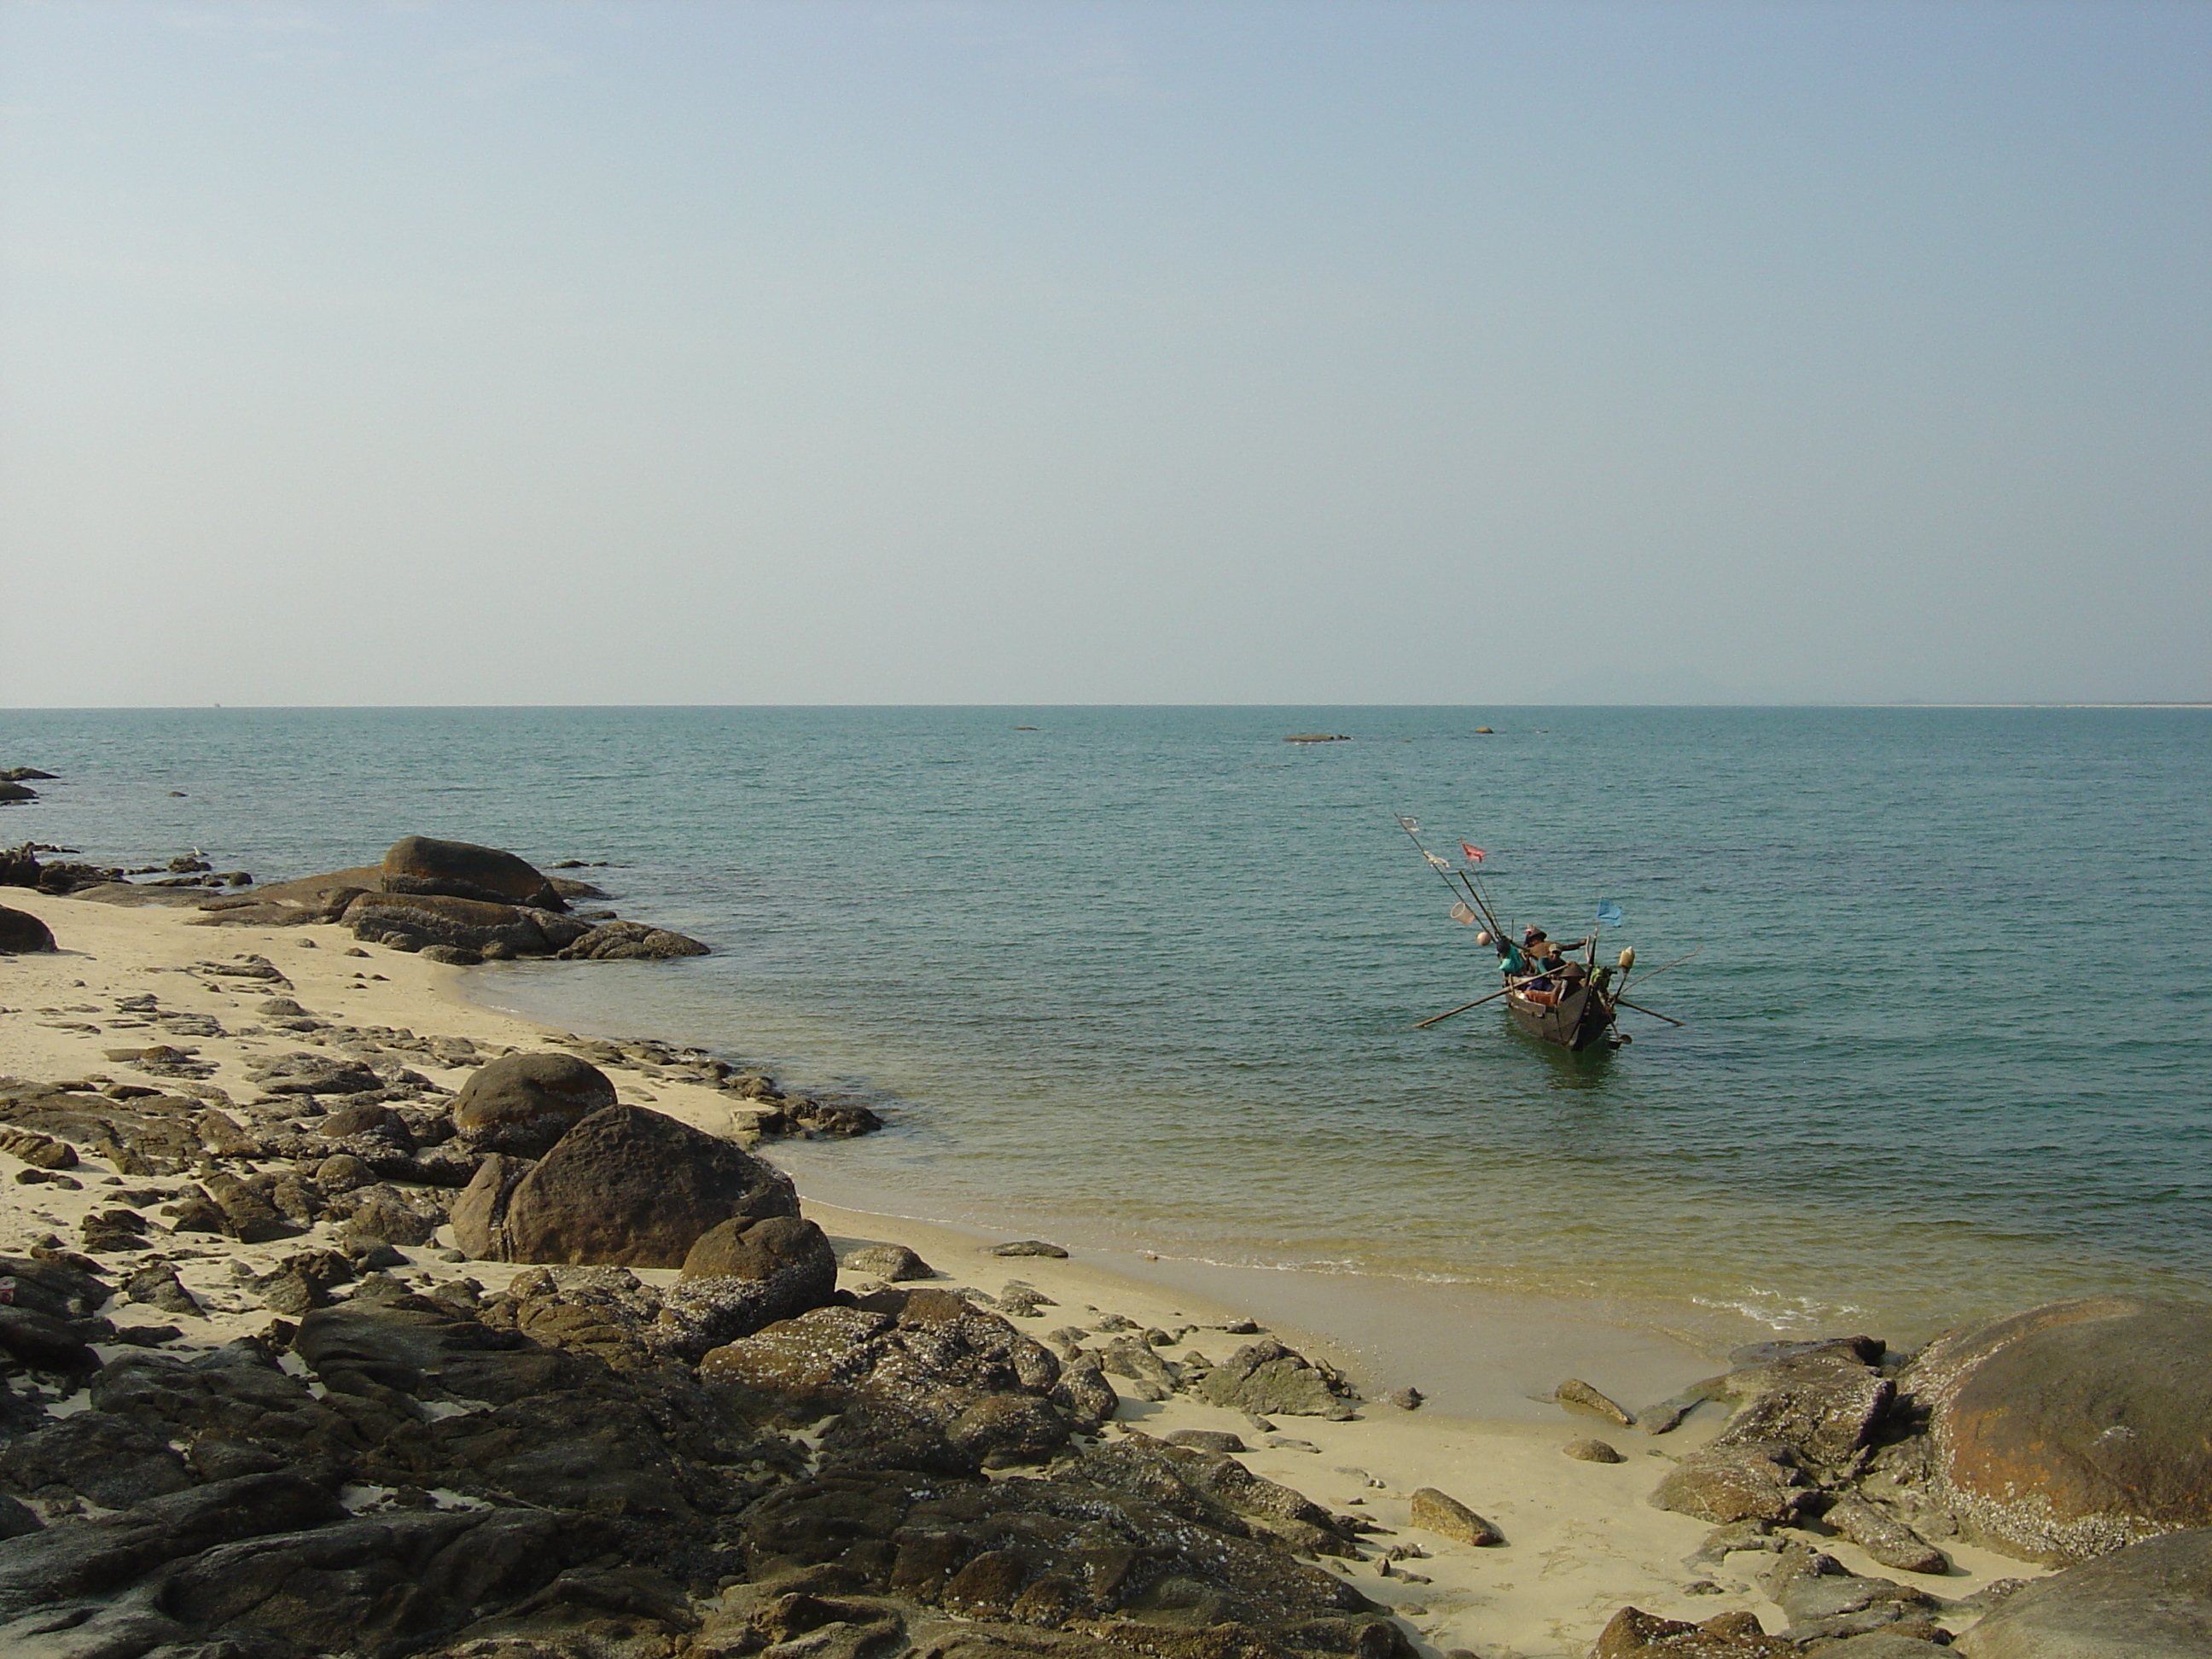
547, 1033, 887, 1140
1587, 1301, 2212, 1655
0, 1047, 1420, 1659
0, 767, 55, 806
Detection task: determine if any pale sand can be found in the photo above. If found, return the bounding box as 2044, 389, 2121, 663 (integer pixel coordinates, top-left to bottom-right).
0, 887, 2040, 1656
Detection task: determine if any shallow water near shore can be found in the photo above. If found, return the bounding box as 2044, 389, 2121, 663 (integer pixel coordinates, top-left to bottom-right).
8, 704, 2209, 1353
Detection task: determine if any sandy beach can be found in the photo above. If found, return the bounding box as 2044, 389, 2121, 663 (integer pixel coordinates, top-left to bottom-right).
0, 881, 2043, 1656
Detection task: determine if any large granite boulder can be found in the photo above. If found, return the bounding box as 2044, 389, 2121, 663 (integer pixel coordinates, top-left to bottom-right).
381, 835, 565, 910
0, 906, 54, 953
451, 1104, 798, 1267
451, 1051, 617, 1157
1900, 1297, 2212, 1562
1956, 1528, 2212, 1657
342, 890, 590, 957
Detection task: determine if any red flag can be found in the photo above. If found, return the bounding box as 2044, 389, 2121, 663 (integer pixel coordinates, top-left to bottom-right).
1460, 843, 1486, 862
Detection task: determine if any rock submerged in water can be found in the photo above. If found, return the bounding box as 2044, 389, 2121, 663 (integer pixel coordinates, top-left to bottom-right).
380, 834, 566, 911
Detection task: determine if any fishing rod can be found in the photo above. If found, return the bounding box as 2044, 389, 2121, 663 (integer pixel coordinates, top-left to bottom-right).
1395, 816, 1509, 940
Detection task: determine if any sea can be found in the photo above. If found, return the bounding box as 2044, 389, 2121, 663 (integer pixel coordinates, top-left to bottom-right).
6, 706, 2209, 1358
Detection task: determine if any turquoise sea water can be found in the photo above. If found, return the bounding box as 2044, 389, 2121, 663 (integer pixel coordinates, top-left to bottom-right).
6, 706, 2208, 1347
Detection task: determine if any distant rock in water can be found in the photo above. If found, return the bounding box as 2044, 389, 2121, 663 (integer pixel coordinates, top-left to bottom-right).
1283, 733, 1350, 743
0, 781, 38, 803
556, 919, 709, 961
0, 766, 56, 781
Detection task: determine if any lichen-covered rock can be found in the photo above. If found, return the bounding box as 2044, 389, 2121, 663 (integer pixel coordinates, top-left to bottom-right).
451, 1051, 617, 1157
1899, 1297, 2212, 1563
1651, 1441, 1807, 1526
1408, 1486, 1503, 1546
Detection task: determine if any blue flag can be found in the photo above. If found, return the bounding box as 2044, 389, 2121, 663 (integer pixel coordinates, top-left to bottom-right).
1596, 899, 1624, 928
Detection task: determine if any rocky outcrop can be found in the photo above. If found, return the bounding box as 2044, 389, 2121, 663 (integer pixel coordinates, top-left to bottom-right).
1954, 1527, 2212, 1657
450, 1051, 617, 1156
380, 835, 566, 910
662, 1213, 841, 1356
451, 1103, 798, 1266
1898, 1297, 2212, 1563
1194, 1336, 1361, 1418
0, 905, 55, 953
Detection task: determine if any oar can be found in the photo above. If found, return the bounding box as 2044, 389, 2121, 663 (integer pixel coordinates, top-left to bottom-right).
1413, 985, 1515, 1029
1615, 998, 1684, 1026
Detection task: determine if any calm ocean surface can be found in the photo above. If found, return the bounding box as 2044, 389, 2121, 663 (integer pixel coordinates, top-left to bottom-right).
7, 706, 2208, 1348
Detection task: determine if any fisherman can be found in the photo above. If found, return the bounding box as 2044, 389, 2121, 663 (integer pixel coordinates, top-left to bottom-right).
1474, 929, 1525, 976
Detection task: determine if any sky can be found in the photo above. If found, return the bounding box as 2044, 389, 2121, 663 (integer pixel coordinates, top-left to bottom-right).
3, 0, 2207, 707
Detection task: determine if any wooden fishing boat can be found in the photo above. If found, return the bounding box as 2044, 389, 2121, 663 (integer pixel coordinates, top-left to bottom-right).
1505, 977, 1621, 1051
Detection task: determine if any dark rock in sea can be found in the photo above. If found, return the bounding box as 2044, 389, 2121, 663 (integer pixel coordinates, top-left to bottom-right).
547, 874, 609, 899
1900, 1297, 2212, 1563
989, 1239, 1068, 1258
556, 918, 711, 960
1195, 1337, 1360, 1418
381, 834, 566, 910
419, 942, 481, 964
0, 906, 55, 954
841, 1243, 934, 1282
451, 1051, 616, 1157
1954, 1527, 2212, 1657
0, 843, 38, 886
453, 1103, 797, 1267
0, 781, 37, 803
0, 767, 56, 781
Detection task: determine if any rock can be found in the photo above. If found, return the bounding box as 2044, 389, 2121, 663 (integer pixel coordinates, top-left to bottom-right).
345, 1185, 443, 1248
342, 890, 588, 957
1194, 1337, 1359, 1417
989, 1240, 1068, 1258
1652, 1442, 1807, 1526
0, 1307, 100, 1371
0, 907, 55, 953
1566, 1437, 1627, 1463
1166, 1429, 1249, 1454
1901, 1297, 2212, 1562
0, 1411, 196, 1507
314, 1153, 373, 1192
0, 1470, 342, 1619
842, 1243, 934, 1282
457, 1104, 799, 1266
245, 1052, 384, 1096
1386, 1386, 1423, 1411
1814, 1633, 1954, 1656
664, 1214, 841, 1354
420, 942, 482, 965
381, 835, 566, 910
1763, 1545, 1941, 1640
1591, 1605, 1793, 1656
1953, 1527, 2212, 1658
0, 782, 34, 802
703, 1288, 1068, 1465
1713, 1348, 1892, 1476
1, 768, 56, 780
123, 1263, 202, 1316
1556, 1377, 1636, 1428
451, 1051, 618, 1157
1407, 1487, 1503, 1546
556, 920, 712, 960
202, 1173, 299, 1243
1824, 1493, 1949, 1575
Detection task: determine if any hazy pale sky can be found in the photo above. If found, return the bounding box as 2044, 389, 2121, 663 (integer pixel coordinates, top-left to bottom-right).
3, 1, 2206, 706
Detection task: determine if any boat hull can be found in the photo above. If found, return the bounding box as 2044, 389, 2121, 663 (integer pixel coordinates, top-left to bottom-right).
1505, 985, 1617, 1051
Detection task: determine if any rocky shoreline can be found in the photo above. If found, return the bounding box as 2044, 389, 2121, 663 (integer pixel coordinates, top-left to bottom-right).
1, 824, 2209, 1657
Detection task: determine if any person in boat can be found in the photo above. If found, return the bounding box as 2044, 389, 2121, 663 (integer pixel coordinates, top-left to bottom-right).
1475, 930, 1526, 976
